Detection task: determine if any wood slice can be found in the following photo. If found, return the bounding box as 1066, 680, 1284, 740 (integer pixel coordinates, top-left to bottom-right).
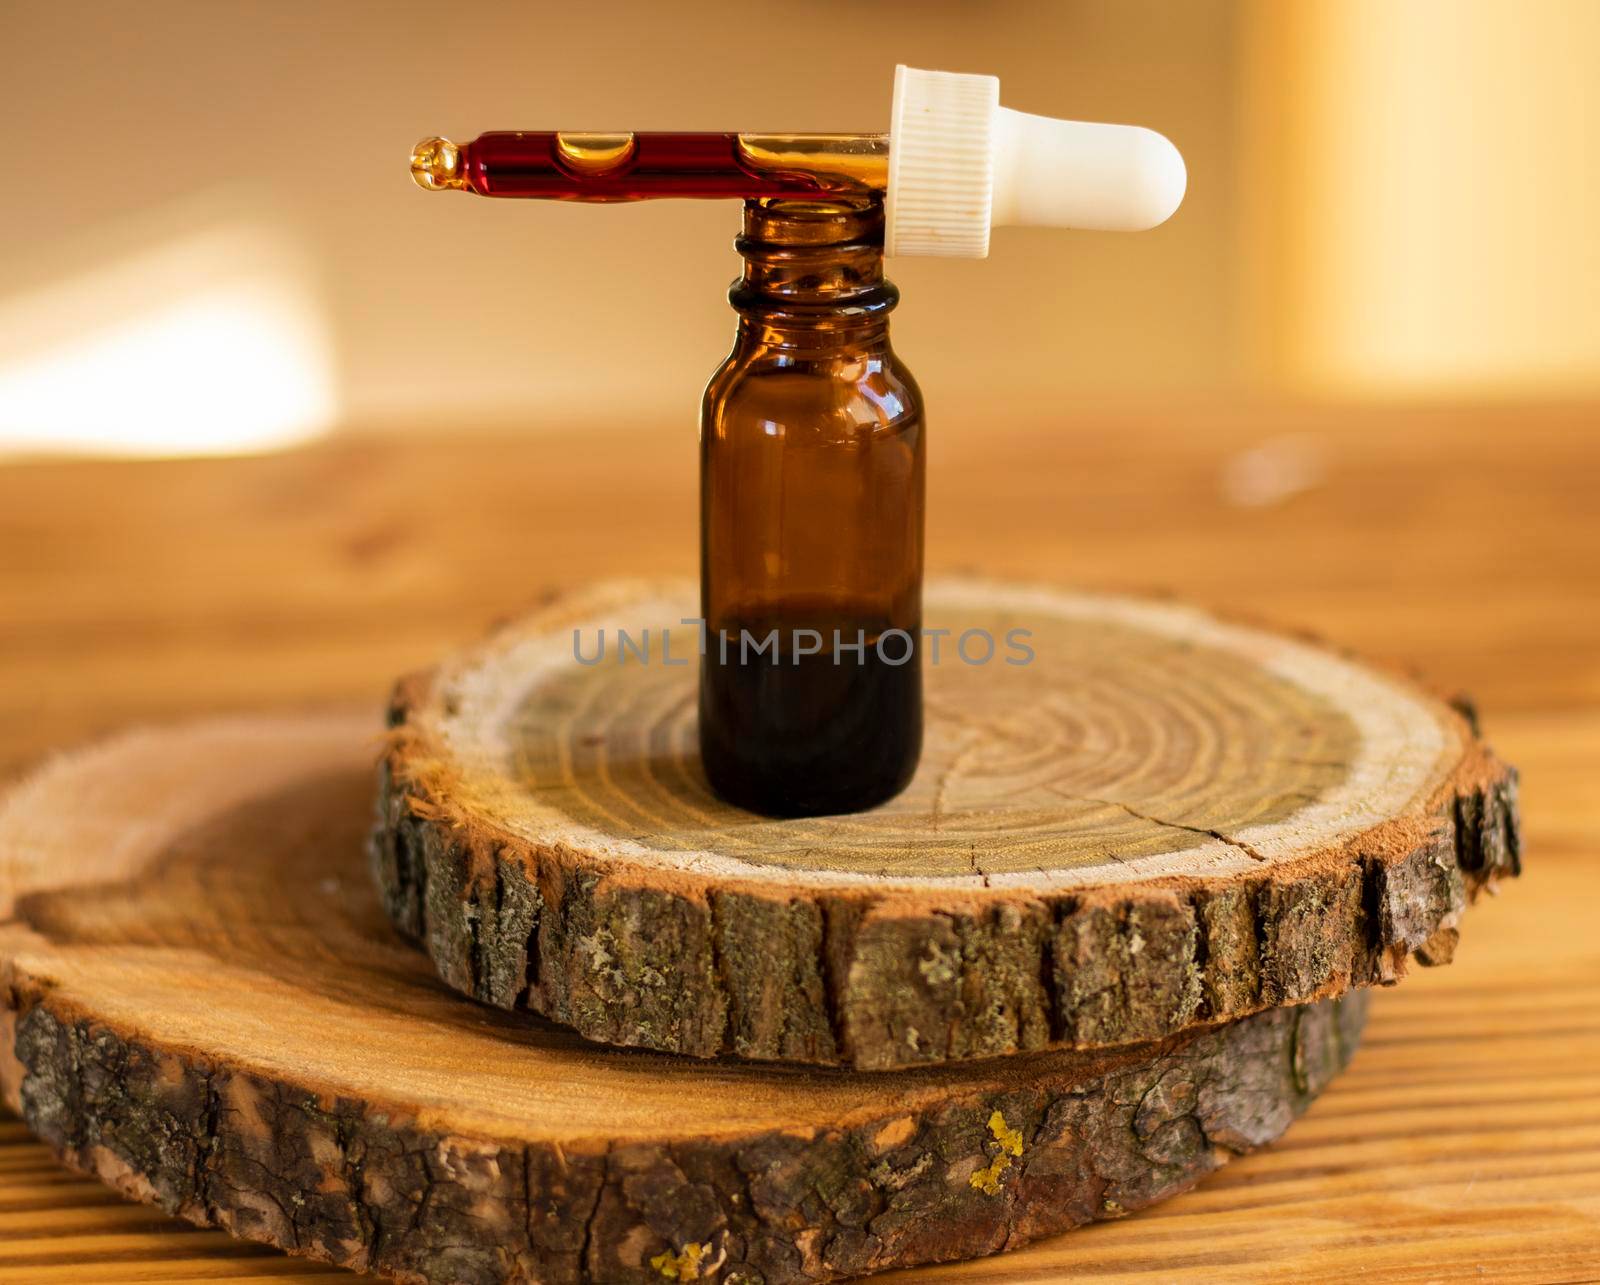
0, 714, 1365, 1284
376, 578, 1519, 1071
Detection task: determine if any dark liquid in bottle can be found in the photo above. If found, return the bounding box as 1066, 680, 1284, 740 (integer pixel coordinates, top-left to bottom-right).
699, 609, 921, 818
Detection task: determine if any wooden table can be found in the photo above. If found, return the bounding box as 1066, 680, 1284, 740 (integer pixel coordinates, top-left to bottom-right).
2, 403, 1596, 1282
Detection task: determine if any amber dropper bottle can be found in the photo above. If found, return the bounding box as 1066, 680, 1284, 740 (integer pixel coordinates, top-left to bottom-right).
700, 198, 923, 816
408, 66, 1186, 816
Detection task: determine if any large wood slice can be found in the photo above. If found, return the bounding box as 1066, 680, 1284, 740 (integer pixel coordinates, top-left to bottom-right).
0, 715, 1364, 1284
376, 578, 1518, 1071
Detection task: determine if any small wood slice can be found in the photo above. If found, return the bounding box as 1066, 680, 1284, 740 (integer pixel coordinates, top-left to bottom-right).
376, 578, 1519, 1071
0, 715, 1364, 1284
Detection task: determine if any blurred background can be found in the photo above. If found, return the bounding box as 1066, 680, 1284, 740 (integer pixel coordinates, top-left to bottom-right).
6, 0, 1597, 458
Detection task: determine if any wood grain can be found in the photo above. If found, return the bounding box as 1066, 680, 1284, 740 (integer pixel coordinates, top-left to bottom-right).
0, 713, 1364, 1282
377, 578, 1515, 1069
0, 401, 1596, 1280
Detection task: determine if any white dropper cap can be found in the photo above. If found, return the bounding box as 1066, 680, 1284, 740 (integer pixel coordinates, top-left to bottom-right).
885, 65, 1187, 258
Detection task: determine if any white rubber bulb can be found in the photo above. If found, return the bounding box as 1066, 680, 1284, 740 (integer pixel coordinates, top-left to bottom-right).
886, 65, 1187, 258
991, 108, 1186, 233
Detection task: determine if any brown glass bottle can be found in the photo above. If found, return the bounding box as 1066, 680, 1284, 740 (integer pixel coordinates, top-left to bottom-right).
700, 198, 924, 817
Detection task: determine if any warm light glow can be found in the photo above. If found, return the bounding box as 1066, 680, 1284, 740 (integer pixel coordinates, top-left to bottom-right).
1244, 0, 1600, 397
0, 224, 336, 458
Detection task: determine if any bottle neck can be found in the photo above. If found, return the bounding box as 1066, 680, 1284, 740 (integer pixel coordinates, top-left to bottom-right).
729, 198, 898, 351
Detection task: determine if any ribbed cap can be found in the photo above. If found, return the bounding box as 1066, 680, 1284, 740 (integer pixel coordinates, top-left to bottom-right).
885, 66, 999, 259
